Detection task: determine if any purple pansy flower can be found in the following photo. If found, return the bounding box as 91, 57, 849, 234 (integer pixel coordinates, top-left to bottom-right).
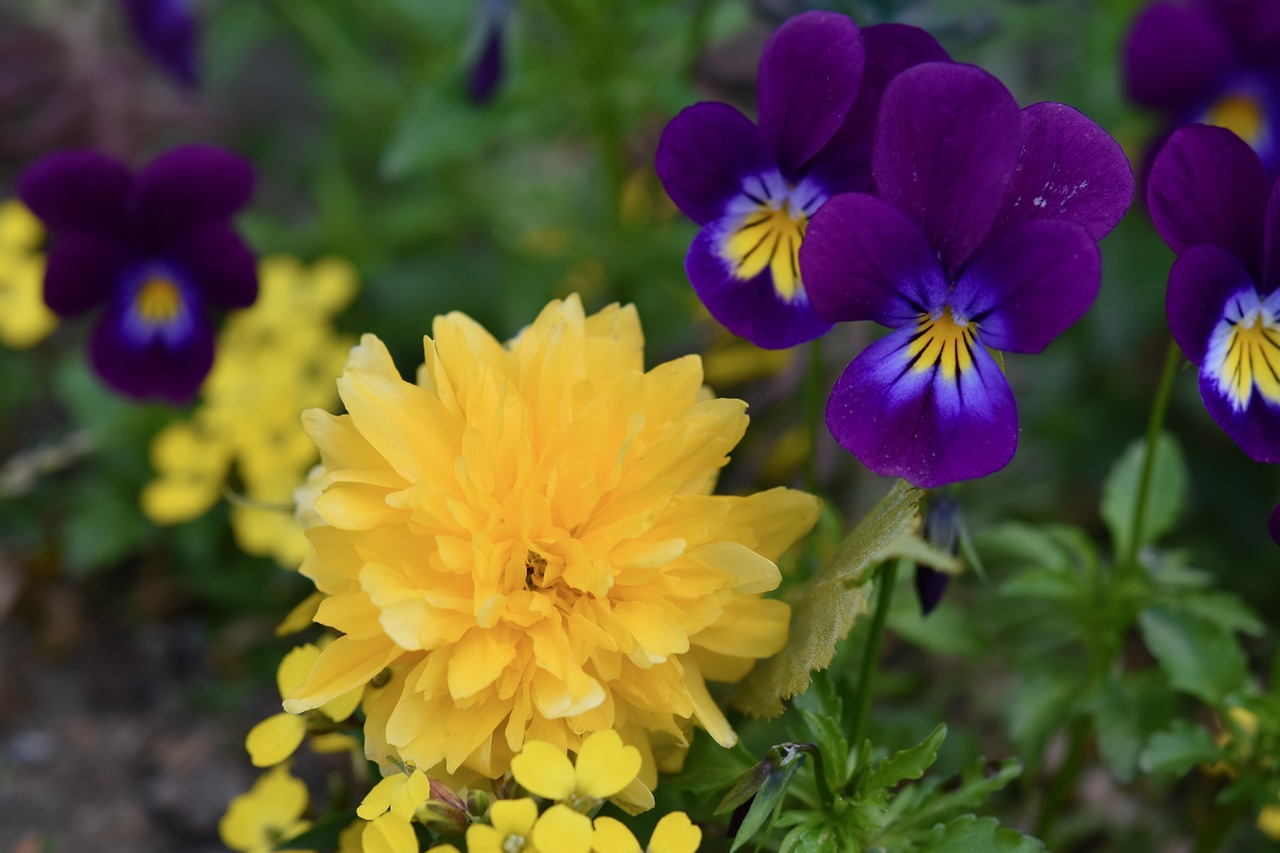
799, 63, 1133, 488
1148, 123, 1280, 462
655, 11, 948, 349
467, 0, 513, 104
19, 145, 257, 404
119, 0, 199, 88
1125, 0, 1280, 171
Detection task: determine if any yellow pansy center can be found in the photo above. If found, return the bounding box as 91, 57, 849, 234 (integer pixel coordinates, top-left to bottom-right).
1206, 290, 1280, 411
907, 307, 977, 380
1205, 91, 1267, 150
135, 276, 183, 323
720, 172, 826, 302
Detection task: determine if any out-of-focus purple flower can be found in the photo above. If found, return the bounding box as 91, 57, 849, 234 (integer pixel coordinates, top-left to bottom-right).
19, 145, 256, 403
119, 0, 199, 88
1149, 123, 1280, 462
915, 492, 960, 615
1125, 0, 1280, 172
800, 63, 1133, 488
1269, 501, 1280, 546
655, 12, 948, 349
467, 0, 513, 104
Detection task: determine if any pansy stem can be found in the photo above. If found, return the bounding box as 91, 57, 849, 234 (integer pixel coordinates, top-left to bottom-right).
804, 339, 824, 495
1123, 341, 1182, 570
850, 558, 901, 751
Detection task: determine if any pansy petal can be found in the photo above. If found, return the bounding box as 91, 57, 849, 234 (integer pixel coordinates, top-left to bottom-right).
994, 102, 1134, 241
956, 219, 1101, 354
756, 11, 864, 175
43, 236, 136, 316
1166, 244, 1254, 364
1198, 368, 1280, 463
827, 324, 1018, 488
803, 23, 950, 195
89, 301, 214, 403
873, 62, 1021, 275
655, 103, 773, 225
120, 0, 199, 87
686, 226, 831, 349
18, 150, 132, 238
1123, 2, 1232, 110
1263, 177, 1280, 292
801, 192, 948, 326
131, 145, 254, 248
1148, 124, 1268, 268
167, 224, 259, 308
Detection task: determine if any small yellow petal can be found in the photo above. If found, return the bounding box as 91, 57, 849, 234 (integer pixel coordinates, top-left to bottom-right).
278, 644, 322, 699
532, 804, 593, 853
277, 592, 324, 636
363, 813, 418, 853
511, 740, 576, 800
647, 812, 702, 853
245, 713, 307, 767
575, 730, 641, 799
591, 816, 642, 853
389, 770, 431, 820
358, 775, 400, 820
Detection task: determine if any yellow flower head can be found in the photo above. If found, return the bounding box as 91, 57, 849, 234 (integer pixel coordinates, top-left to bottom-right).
219, 764, 314, 853
284, 295, 820, 787
0, 200, 57, 349
512, 730, 641, 811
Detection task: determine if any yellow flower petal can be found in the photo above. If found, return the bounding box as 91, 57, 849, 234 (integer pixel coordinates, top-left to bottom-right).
363, 813, 418, 853
245, 713, 307, 767
219, 765, 310, 851
575, 730, 641, 799
591, 816, 642, 853
648, 812, 702, 853
511, 740, 576, 800
532, 804, 593, 853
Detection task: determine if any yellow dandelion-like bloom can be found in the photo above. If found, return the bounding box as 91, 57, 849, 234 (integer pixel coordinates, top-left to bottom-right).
284, 295, 819, 790
219, 764, 315, 853
0, 200, 56, 349
142, 255, 356, 566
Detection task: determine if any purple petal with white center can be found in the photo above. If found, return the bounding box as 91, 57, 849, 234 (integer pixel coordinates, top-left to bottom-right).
802, 23, 950, 196
1269, 502, 1280, 546
827, 324, 1018, 488
955, 219, 1101, 355
994, 102, 1134, 241
873, 62, 1022, 276
656, 103, 774, 225
756, 11, 864, 176
686, 226, 831, 349
18, 150, 132, 239
43, 235, 137, 316
1148, 124, 1268, 268
120, 0, 199, 88
800, 192, 948, 327
1166, 244, 1254, 365
1198, 366, 1280, 463
130, 145, 254, 249
89, 295, 214, 404
1123, 2, 1232, 110
167, 224, 258, 308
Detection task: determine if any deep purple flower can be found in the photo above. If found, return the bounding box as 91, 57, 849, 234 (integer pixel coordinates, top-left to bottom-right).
19, 145, 256, 404
655, 12, 948, 349
119, 0, 199, 88
1125, 0, 1280, 172
1148, 123, 1280, 462
799, 63, 1133, 488
467, 0, 513, 104
1270, 501, 1280, 546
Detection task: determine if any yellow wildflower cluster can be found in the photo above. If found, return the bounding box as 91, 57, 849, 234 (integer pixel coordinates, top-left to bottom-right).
283, 295, 819, 789
141, 256, 356, 565
0, 200, 56, 348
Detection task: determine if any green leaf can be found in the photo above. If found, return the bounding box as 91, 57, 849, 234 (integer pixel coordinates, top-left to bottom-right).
733, 480, 925, 717
881, 757, 1023, 837
62, 478, 156, 576
797, 709, 851, 794
917, 815, 1045, 853
1139, 604, 1248, 703
1100, 432, 1188, 555
1009, 672, 1084, 753
860, 724, 947, 796
1086, 671, 1176, 783
1170, 590, 1266, 637
730, 751, 806, 852
1138, 719, 1220, 776
998, 567, 1083, 601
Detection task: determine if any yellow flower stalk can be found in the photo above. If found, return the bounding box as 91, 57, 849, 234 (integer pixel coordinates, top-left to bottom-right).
285, 295, 820, 789
0, 200, 56, 349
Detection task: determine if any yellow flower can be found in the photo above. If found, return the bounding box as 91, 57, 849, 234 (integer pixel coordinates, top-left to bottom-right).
219, 764, 314, 853
468, 799, 592, 853
592, 813, 701, 853
245, 642, 363, 767
362, 813, 419, 853
358, 767, 432, 820
0, 200, 57, 349
283, 296, 820, 788
1259, 803, 1280, 841
141, 255, 356, 566
512, 730, 641, 811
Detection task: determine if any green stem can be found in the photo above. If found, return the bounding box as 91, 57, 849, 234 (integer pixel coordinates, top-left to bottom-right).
850, 559, 901, 751
1122, 341, 1181, 570
1035, 715, 1090, 840
803, 339, 824, 496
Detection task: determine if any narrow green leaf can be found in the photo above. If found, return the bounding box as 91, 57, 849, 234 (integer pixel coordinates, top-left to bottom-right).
1138, 719, 1220, 776
733, 481, 924, 717
1139, 604, 1247, 703
1100, 433, 1188, 555
730, 755, 805, 851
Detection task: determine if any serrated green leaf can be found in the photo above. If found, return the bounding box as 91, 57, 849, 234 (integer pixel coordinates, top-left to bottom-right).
733, 480, 924, 717
917, 815, 1045, 853
797, 709, 851, 793
1139, 604, 1247, 703
860, 724, 946, 797
1101, 433, 1188, 556
1138, 719, 1220, 776
882, 757, 1023, 837
782, 824, 840, 853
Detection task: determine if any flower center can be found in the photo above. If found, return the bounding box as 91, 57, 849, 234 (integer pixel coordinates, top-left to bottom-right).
135, 276, 183, 323
1204, 91, 1267, 150
1206, 290, 1280, 411
502, 835, 528, 853
720, 172, 826, 302
906, 307, 976, 380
